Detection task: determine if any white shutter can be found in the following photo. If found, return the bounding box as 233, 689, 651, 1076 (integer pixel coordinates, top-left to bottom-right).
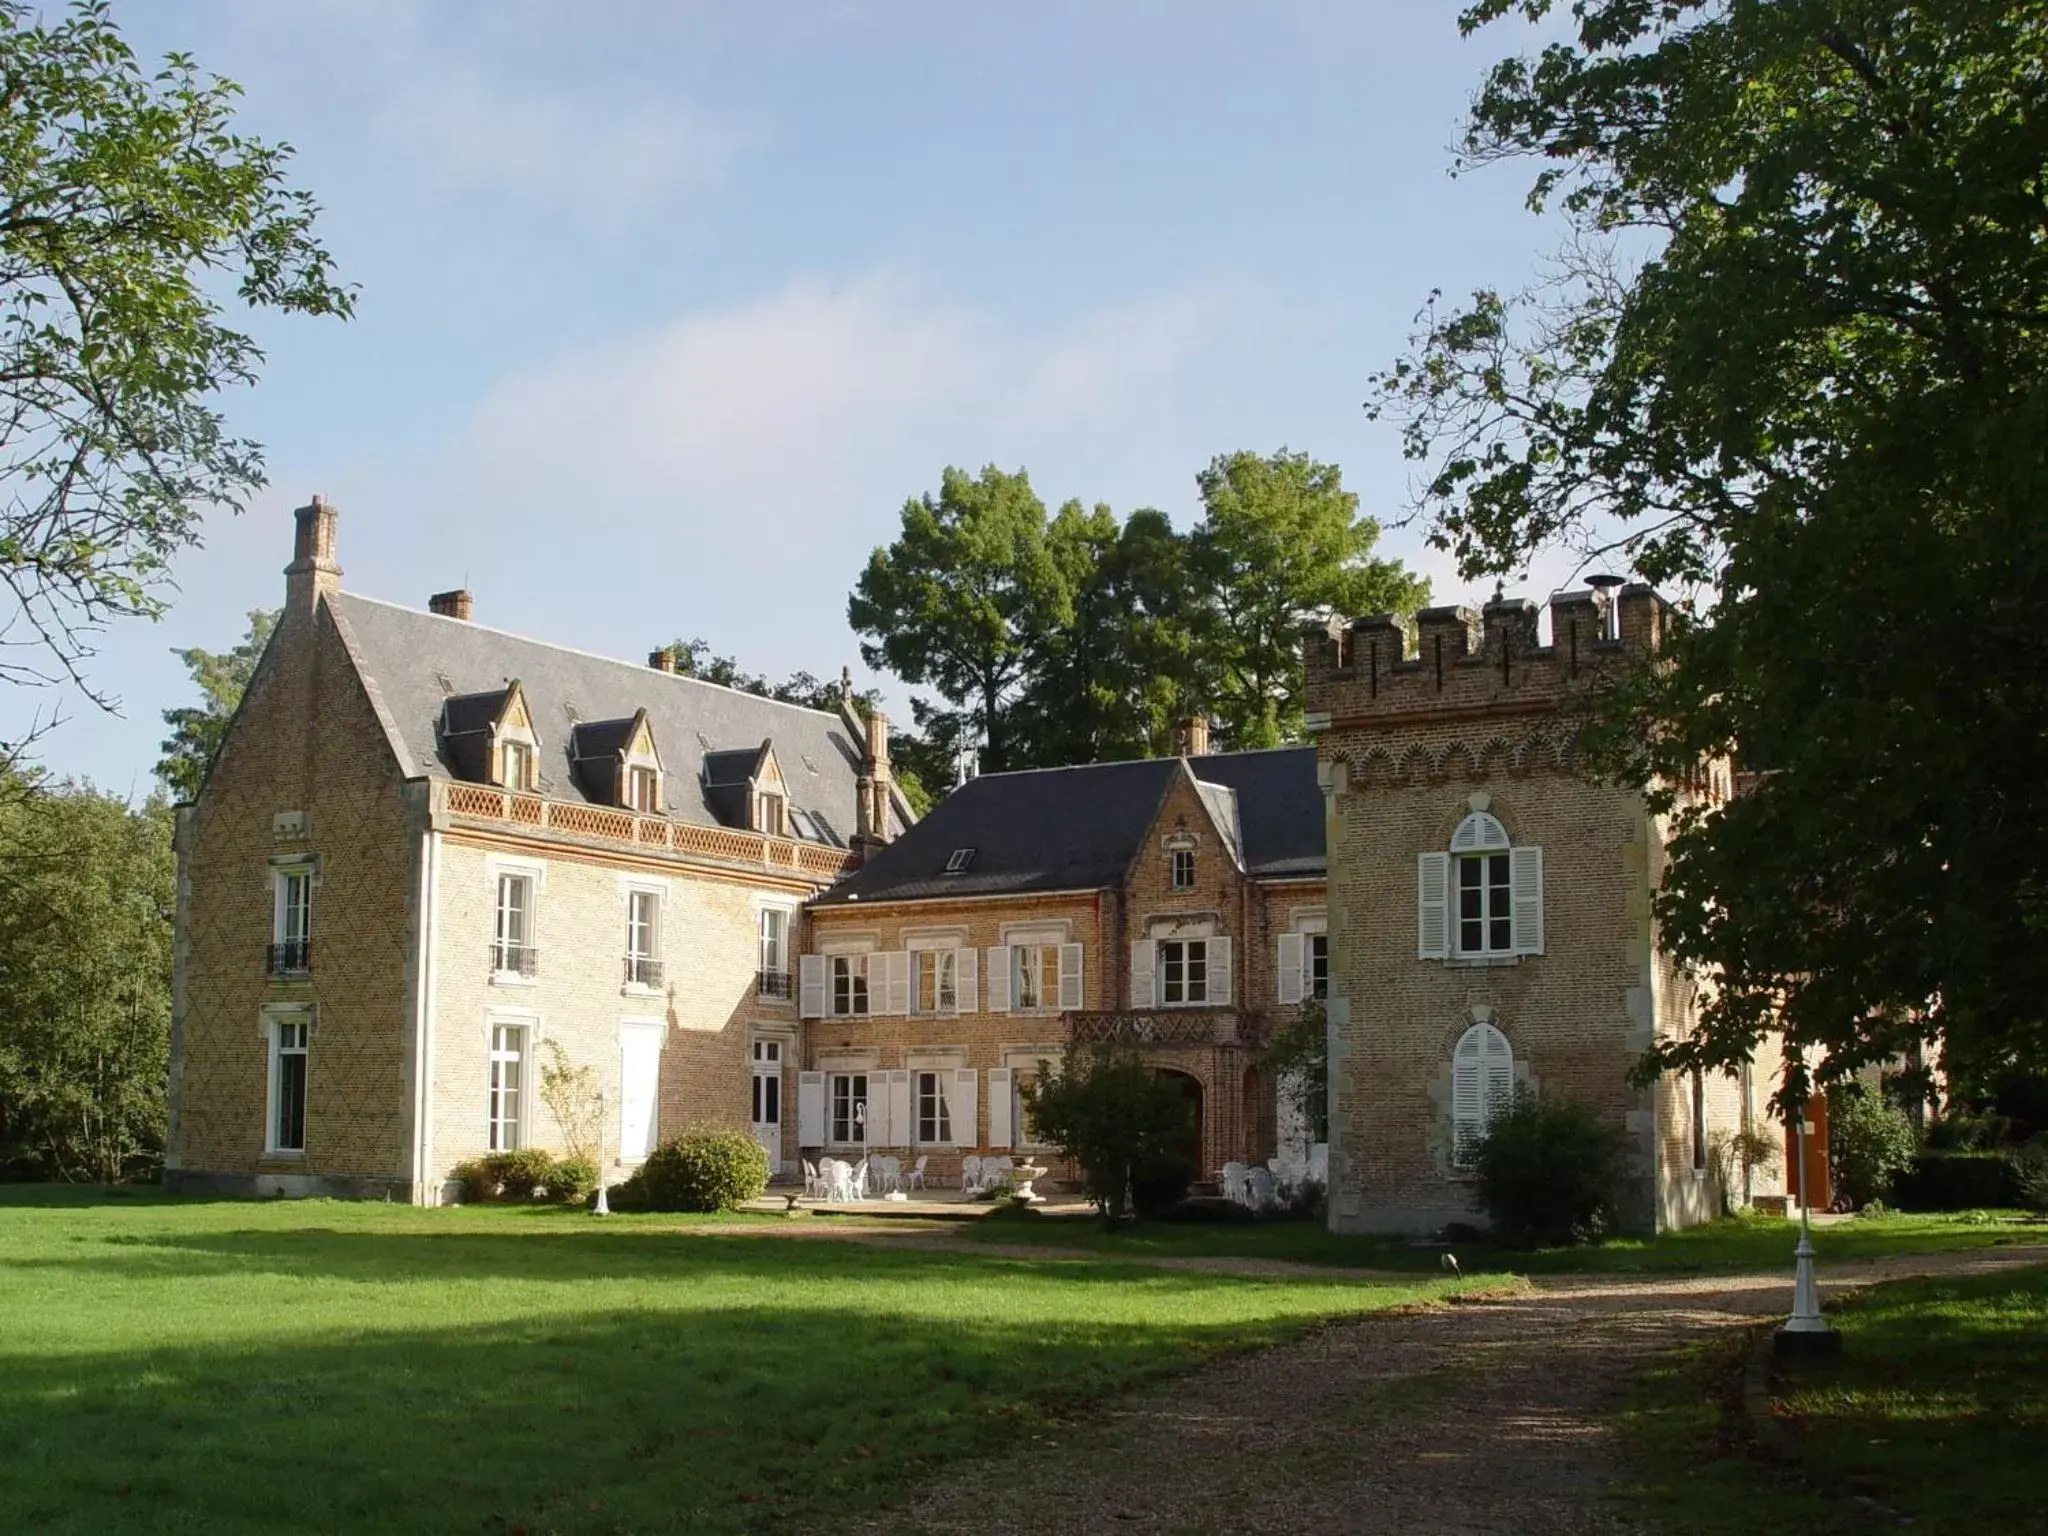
879, 951, 911, 1015
618, 1023, 662, 1162
1276, 932, 1305, 1004
1483, 1029, 1515, 1120
1510, 845, 1544, 955
952, 1067, 979, 1149
953, 947, 978, 1013
1418, 852, 1450, 960
797, 1071, 826, 1145
798, 954, 827, 1018
1207, 936, 1231, 1006
1057, 943, 1084, 1010
883, 1069, 912, 1148
1451, 1045, 1482, 1166
1130, 939, 1156, 1008
986, 1067, 1014, 1148
984, 947, 1011, 1012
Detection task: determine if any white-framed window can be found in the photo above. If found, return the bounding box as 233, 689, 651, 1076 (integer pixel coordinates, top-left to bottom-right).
625, 888, 662, 988
1012, 944, 1059, 1011
1418, 809, 1543, 961
493, 871, 537, 978
1277, 924, 1328, 1005
1170, 848, 1196, 890
831, 955, 870, 1016
829, 1072, 869, 1145
1160, 938, 1208, 1005
752, 788, 786, 836
627, 764, 661, 814
500, 738, 535, 791
269, 865, 312, 976
1011, 1065, 1046, 1150
1308, 933, 1329, 999
265, 1013, 309, 1154
914, 949, 960, 1015
488, 1022, 528, 1151
758, 907, 791, 998
1451, 1021, 1514, 1169
914, 1070, 953, 1145
751, 1039, 783, 1131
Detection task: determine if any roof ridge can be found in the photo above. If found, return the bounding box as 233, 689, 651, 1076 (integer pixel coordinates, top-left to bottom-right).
333, 592, 849, 724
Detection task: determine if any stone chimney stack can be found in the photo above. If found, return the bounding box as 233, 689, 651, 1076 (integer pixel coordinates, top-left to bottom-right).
429, 589, 473, 621
284, 495, 342, 616
854, 708, 895, 847
648, 648, 677, 673
1174, 715, 1212, 758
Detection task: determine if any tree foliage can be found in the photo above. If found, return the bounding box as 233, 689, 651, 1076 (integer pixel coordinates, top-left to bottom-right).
0, 769, 171, 1181
154, 607, 273, 801
1260, 998, 1329, 1145
1375, 1, 2048, 1105
0, 1, 349, 722
1471, 1092, 1627, 1247
1020, 1046, 1196, 1226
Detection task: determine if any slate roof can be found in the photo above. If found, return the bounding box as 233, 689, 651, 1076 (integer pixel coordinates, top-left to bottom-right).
329, 592, 907, 844
813, 746, 1322, 904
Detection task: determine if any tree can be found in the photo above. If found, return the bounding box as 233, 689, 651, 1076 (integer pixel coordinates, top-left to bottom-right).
155, 608, 274, 801
1372, 2, 2048, 1105
0, 770, 172, 1181
1261, 998, 1329, 1145
1188, 450, 1427, 749
848, 465, 1071, 774
0, 2, 349, 729
1020, 1046, 1195, 1226
1011, 504, 1199, 765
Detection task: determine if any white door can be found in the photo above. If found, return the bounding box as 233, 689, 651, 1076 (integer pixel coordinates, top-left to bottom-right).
750, 1038, 784, 1174
618, 1022, 662, 1164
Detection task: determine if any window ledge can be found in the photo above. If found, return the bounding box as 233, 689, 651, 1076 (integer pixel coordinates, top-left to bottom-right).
620, 983, 665, 999
490, 972, 538, 989
1445, 955, 1521, 969
260, 1149, 306, 1162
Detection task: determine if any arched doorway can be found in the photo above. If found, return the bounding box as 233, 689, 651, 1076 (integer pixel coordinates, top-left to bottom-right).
1154, 1067, 1204, 1172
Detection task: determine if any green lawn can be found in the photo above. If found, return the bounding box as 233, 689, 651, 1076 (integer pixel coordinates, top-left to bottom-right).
0, 1188, 1453, 1535
964, 1206, 2045, 1273
1620, 1261, 2048, 1534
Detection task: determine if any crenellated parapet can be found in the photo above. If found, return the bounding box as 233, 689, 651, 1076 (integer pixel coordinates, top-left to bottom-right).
1305, 585, 1671, 787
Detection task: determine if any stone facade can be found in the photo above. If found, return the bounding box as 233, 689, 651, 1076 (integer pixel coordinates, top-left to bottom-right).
1306, 588, 1783, 1234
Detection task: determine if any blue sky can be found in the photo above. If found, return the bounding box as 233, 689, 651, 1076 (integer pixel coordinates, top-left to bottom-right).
7, 0, 1578, 795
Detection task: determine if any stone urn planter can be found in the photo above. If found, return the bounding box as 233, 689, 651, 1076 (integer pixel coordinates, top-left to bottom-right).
1008, 1161, 1049, 1205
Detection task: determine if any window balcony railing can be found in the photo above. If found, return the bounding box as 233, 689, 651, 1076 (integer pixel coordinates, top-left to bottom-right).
756, 968, 793, 1000
1065, 1009, 1268, 1048
265, 939, 312, 978
624, 955, 665, 988
492, 943, 539, 978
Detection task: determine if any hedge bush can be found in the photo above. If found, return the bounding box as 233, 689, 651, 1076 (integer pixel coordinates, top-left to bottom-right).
633, 1130, 770, 1213
1893, 1149, 2022, 1211
450, 1149, 597, 1204
543, 1155, 597, 1205
2016, 1141, 2048, 1213
1827, 1085, 1921, 1207
1471, 1093, 1626, 1247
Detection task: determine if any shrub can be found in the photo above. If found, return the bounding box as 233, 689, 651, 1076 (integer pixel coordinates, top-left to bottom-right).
1926, 1111, 2016, 1151
1471, 1092, 1626, 1247
635, 1130, 770, 1213
450, 1157, 496, 1203
489, 1147, 556, 1200
1828, 1085, 1921, 1207
1892, 1150, 2021, 1211
604, 1174, 648, 1213
2016, 1141, 2048, 1213
1021, 1046, 1197, 1226
544, 1155, 597, 1205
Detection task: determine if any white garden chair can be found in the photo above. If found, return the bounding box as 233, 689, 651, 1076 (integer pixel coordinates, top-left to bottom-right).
801, 1159, 823, 1199
1245, 1166, 1278, 1211
851, 1157, 871, 1199
1219, 1161, 1250, 1205
960, 1154, 983, 1194
904, 1155, 928, 1192
872, 1155, 900, 1195
1306, 1143, 1329, 1186
982, 1156, 1013, 1193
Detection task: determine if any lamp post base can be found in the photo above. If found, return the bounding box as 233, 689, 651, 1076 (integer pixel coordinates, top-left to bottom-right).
1773, 1325, 1842, 1360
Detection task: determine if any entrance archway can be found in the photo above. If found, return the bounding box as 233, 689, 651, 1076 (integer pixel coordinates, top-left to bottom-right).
1154, 1067, 1204, 1171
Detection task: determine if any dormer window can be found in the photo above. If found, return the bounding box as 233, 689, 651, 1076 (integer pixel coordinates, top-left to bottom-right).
500, 739, 535, 792
627, 765, 661, 814
753, 788, 787, 836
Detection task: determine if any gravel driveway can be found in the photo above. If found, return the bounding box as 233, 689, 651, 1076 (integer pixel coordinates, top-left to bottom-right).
855, 1244, 2048, 1536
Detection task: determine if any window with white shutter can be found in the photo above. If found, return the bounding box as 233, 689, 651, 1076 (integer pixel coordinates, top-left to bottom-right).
953, 947, 979, 1013
1509, 845, 1544, 955
879, 951, 911, 1016
1208, 936, 1231, 1007
1057, 943, 1084, 1010
1450, 1022, 1515, 1168
798, 954, 827, 1019
986, 1067, 1013, 1148
951, 1068, 978, 1148
883, 1069, 912, 1147
1417, 852, 1450, 959
1130, 939, 1156, 1007
1424, 810, 1545, 962
797, 1070, 826, 1144
1277, 932, 1305, 1005
984, 946, 1011, 1012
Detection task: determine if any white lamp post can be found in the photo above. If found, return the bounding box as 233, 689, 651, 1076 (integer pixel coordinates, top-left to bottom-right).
591, 1089, 611, 1216
1776, 1095, 1839, 1357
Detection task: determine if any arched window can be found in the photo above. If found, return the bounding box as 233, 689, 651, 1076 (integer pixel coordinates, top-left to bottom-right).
1451, 1022, 1514, 1168
1418, 809, 1544, 960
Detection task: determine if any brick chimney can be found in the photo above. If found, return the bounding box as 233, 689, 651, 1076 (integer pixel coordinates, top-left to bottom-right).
284, 495, 342, 616
854, 709, 895, 846
429, 589, 473, 621
648, 648, 677, 673
1174, 715, 1211, 758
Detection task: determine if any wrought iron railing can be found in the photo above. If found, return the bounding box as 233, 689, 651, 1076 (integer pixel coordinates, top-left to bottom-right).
492, 943, 539, 978
265, 939, 311, 977
756, 968, 793, 999
624, 955, 665, 988
1065, 1010, 1267, 1048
